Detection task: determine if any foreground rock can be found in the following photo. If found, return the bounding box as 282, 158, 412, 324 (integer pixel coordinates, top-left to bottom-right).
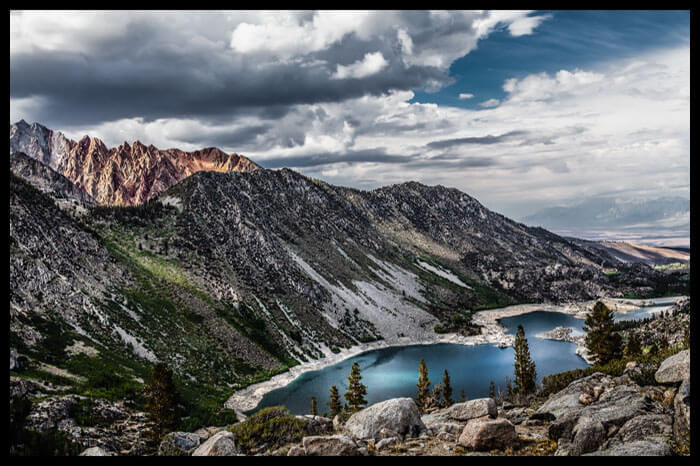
537, 371, 674, 456
191, 431, 239, 456
302, 435, 360, 456
458, 418, 518, 451
445, 398, 498, 421
79, 446, 114, 456
673, 378, 690, 449
655, 350, 690, 384
158, 431, 204, 456
344, 398, 425, 440
584, 440, 671, 456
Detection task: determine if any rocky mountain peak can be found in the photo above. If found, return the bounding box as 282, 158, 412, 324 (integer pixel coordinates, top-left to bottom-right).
9, 120, 261, 206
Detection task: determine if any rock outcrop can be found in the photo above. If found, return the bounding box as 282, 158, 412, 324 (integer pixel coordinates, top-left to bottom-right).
158, 432, 205, 456
458, 418, 518, 451
654, 349, 690, 384
191, 431, 239, 456
302, 435, 360, 456
344, 398, 425, 440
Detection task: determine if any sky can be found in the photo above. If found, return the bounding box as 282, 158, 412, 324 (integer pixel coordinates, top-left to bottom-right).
10, 10, 690, 232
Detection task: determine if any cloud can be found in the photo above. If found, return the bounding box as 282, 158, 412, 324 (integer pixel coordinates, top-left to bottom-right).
478, 98, 501, 108
10, 10, 550, 127
458, 93, 474, 99
10, 11, 688, 228
332, 52, 388, 79
426, 131, 527, 149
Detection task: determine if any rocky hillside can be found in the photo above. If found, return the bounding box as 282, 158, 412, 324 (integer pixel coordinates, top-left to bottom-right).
10, 150, 96, 208
9, 141, 689, 456
9, 120, 260, 205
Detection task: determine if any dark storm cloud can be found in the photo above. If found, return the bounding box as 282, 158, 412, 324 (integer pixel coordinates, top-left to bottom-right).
10, 39, 447, 128
258, 148, 413, 169
426, 130, 529, 149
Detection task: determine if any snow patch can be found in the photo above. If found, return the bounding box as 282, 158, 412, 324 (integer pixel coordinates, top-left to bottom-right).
415, 259, 472, 289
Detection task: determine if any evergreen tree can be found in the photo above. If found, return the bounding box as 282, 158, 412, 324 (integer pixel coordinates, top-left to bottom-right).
583, 301, 623, 365
460, 390, 466, 402
143, 363, 182, 444
505, 376, 513, 401
442, 369, 454, 407
344, 362, 367, 413
625, 334, 642, 356
513, 324, 537, 397
329, 385, 342, 419
310, 396, 318, 416
489, 380, 496, 399
431, 383, 443, 409
416, 359, 431, 412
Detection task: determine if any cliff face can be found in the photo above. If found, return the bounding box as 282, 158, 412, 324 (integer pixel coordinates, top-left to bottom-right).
9, 120, 260, 206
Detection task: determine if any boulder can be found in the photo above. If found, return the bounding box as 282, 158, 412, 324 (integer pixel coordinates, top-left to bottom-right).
287, 445, 306, 456
458, 418, 518, 451
654, 350, 689, 384
673, 378, 690, 448
302, 435, 359, 456
610, 414, 673, 446
191, 431, 238, 456
79, 446, 114, 456
569, 417, 606, 455
537, 373, 614, 419
584, 440, 671, 456
344, 398, 425, 440
375, 437, 399, 451
502, 406, 533, 425
547, 383, 664, 442
446, 398, 497, 421
158, 431, 204, 456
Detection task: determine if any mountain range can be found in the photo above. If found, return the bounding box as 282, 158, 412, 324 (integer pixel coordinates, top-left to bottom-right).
9, 121, 689, 417
10, 120, 259, 206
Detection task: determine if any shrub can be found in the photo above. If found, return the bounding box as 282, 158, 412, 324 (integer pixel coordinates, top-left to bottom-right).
228, 406, 306, 454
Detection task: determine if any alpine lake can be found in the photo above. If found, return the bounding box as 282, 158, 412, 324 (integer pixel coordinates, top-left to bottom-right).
246, 298, 680, 415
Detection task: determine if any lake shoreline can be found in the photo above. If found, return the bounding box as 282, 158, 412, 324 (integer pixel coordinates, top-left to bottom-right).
224, 295, 686, 418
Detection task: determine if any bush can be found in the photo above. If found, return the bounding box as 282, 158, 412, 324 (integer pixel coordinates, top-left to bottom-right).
228, 406, 306, 454
179, 406, 237, 432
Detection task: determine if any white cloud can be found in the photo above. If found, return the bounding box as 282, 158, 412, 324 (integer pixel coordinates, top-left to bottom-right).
458, 93, 474, 99
332, 52, 388, 79
479, 98, 500, 108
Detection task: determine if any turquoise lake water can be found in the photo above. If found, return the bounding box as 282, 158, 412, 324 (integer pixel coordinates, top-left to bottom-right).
247, 301, 679, 415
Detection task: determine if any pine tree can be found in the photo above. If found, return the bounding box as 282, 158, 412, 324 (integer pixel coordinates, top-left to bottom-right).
431, 383, 443, 409
460, 390, 466, 402
310, 396, 318, 416
625, 334, 642, 356
344, 362, 368, 413
329, 385, 342, 419
583, 301, 623, 365
143, 363, 182, 444
442, 369, 454, 407
489, 380, 496, 399
505, 376, 513, 401
513, 324, 537, 397
416, 359, 431, 412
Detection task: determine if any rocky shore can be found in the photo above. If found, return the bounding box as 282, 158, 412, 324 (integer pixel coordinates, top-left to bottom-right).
148, 348, 690, 457
225, 296, 686, 417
